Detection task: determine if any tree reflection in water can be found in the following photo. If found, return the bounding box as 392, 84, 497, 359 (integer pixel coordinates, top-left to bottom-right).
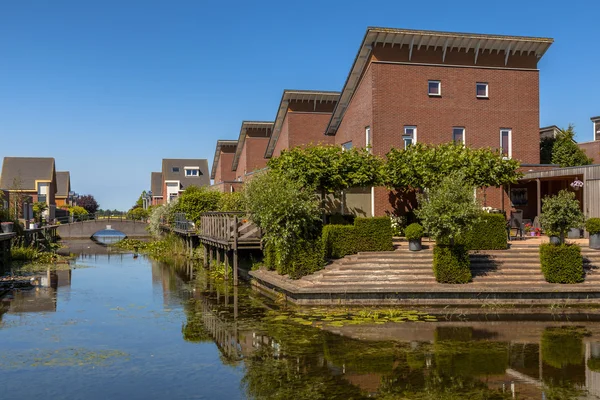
177, 266, 597, 399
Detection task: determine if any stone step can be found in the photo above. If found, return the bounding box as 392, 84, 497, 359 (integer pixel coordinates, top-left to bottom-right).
308, 280, 600, 290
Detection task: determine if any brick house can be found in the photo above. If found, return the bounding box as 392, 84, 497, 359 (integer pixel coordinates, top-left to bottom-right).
210, 140, 241, 192
578, 116, 600, 163
265, 90, 340, 159
232, 121, 273, 182
325, 27, 553, 216
160, 159, 210, 204
0, 157, 58, 219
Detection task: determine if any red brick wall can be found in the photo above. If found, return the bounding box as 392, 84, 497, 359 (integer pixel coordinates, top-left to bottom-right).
287, 112, 334, 148
236, 137, 270, 180
335, 58, 540, 216
579, 141, 600, 163
272, 116, 289, 158
335, 65, 373, 148
214, 151, 236, 183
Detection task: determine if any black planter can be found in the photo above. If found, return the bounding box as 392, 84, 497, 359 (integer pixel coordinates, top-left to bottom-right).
590, 233, 600, 250
408, 238, 422, 251
1, 223, 13, 233
549, 236, 561, 245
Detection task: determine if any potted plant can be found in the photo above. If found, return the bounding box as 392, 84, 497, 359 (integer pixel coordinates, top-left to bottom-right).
546, 229, 561, 245
524, 223, 534, 236
1, 221, 14, 233
586, 218, 600, 250
405, 223, 424, 251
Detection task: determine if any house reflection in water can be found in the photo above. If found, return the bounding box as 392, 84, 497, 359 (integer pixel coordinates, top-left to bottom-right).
6, 268, 71, 314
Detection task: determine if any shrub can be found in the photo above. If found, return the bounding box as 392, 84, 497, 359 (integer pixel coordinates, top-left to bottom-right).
433, 245, 471, 284
354, 217, 394, 252
172, 185, 222, 226
263, 242, 276, 270
539, 243, 583, 283
322, 225, 357, 258
462, 213, 507, 250
539, 190, 584, 243
278, 238, 325, 279
127, 207, 149, 221
218, 192, 245, 212
585, 218, 600, 235
404, 223, 424, 241
588, 358, 600, 373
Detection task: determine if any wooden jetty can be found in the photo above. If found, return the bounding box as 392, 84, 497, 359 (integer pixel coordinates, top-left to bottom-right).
168, 212, 262, 285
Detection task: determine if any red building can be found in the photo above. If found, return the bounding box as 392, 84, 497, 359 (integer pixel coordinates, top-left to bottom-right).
210, 140, 241, 193
232, 121, 273, 182
265, 90, 340, 159
326, 27, 553, 216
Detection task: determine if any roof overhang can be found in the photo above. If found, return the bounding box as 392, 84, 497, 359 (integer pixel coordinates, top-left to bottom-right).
264, 89, 340, 158
325, 27, 554, 136
210, 140, 238, 179
232, 121, 273, 171
591, 116, 600, 122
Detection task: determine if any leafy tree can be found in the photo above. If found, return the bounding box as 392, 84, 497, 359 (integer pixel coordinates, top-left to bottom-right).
128, 207, 149, 221
68, 205, 89, 220
218, 191, 245, 212
385, 142, 521, 190
539, 190, 584, 243
171, 186, 222, 225
415, 172, 481, 244
540, 136, 556, 164
77, 194, 99, 214
551, 125, 593, 167
244, 171, 321, 269
32, 201, 48, 222
267, 145, 385, 193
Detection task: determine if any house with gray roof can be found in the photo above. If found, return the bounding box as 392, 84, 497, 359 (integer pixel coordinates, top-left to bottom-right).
160, 159, 210, 203
150, 172, 163, 205
0, 157, 57, 219
55, 171, 71, 207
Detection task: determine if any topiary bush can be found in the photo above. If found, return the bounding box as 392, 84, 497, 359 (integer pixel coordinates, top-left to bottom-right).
405, 223, 424, 241
433, 245, 472, 284
276, 238, 324, 279
539, 243, 584, 283
585, 218, 600, 235
463, 213, 507, 250
322, 225, 357, 259
354, 217, 394, 252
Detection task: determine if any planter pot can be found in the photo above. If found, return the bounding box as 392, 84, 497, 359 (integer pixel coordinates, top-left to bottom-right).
1, 223, 13, 233
529, 232, 536, 237
568, 228, 581, 239
408, 238, 422, 251
549, 236, 561, 245
590, 233, 600, 250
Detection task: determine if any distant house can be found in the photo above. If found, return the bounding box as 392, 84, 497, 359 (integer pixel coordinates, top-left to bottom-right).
55, 171, 71, 207
265, 89, 340, 159
578, 116, 600, 163
232, 121, 273, 182
539, 125, 561, 140
0, 157, 57, 219
160, 159, 210, 203
150, 172, 163, 205
210, 140, 241, 192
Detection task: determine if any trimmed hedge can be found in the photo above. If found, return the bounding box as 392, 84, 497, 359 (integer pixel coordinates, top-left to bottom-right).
281, 238, 325, 279
322, 225, 357, 259
322, 217, 394, 259
433, 245, 472, 284
463, 213, 507, 250
354, 217, 394, 252
539, 243, 584, 283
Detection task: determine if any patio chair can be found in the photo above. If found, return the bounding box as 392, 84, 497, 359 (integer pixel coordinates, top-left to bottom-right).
508, 213, 524, 240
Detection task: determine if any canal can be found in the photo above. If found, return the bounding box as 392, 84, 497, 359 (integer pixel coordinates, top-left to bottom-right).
1, 242, 600, 399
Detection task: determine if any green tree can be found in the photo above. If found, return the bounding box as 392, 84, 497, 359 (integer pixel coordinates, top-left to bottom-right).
415, 172, 480, 244
539, 190, 584, 243
244, 171, 321, 272
218, 191, 245, 212
551, 125, 593, 167
540, 136, 556, 164
268, 145, 384, 193
385, 142, 521, 190
128, 207, 149, 221
32, 201, 48, 222
171, 186, 222, 225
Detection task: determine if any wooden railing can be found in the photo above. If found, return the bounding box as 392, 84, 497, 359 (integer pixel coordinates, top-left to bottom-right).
199, 212, 261, 245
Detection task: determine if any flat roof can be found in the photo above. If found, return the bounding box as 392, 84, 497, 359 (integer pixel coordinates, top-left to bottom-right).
264, 89, 340, 158
231, 121, 273, 172
210, 140, 238, 179
325, 27, 554, 136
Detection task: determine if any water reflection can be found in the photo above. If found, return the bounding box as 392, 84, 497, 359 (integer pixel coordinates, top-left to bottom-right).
92, 229, 126, 245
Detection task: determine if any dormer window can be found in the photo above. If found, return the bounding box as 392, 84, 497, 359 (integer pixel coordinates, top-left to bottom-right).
184, 167, 200, 177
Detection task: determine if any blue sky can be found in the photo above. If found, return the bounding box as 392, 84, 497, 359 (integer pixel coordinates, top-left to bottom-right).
1, 0, 598, 210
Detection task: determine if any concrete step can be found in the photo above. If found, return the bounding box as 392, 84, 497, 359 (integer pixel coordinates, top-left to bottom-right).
308, 280, 600, 290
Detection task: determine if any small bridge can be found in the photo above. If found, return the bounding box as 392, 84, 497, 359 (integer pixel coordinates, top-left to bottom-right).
57, 215, 149, 239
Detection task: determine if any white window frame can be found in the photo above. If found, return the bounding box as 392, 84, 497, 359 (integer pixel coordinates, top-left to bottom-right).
403, 126, 417, 149
452, 127, 465, 145
500, 129, 512, 159
594, 120, 600, 141
341, 141, 353, 151
184, 167, 200, 177
428, 80, 441, 96
476, 82, 489, 98
365, 126, 372, 153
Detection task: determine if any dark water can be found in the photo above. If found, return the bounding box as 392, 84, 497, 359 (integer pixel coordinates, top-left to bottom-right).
1, 245, 600, 399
